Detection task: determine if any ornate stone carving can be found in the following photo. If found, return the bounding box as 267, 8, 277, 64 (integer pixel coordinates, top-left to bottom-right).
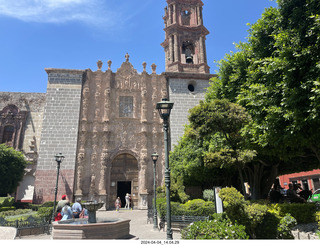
142, 62, 147, 72
151, 63, 157, 74
107, 60, 112, 70
97, 60, 103, 70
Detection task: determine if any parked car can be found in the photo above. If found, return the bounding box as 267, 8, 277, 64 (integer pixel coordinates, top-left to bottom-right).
308, 188, 320, 202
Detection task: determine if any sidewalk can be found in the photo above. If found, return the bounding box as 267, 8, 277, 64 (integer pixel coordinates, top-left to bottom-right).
17, 209, 182, 240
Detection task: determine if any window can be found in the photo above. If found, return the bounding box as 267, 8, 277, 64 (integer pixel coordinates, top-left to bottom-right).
2, 126, 14, 146
119, 96, 133, 118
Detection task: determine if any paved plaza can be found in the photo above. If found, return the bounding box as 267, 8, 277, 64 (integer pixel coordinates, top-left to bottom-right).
16, 209, 182, 240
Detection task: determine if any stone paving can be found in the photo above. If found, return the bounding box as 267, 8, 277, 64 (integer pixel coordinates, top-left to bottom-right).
16, 209, 182, 240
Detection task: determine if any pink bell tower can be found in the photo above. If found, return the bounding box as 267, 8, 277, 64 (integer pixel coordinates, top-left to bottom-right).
161, 0, 210, 74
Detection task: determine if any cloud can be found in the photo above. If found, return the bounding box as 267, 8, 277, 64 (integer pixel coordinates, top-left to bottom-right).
0, 0, 117, 27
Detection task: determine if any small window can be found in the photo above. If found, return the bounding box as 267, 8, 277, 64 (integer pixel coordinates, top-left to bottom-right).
2, 126, 14, 146
119, 96, 133, 118
188, 84, 195, 92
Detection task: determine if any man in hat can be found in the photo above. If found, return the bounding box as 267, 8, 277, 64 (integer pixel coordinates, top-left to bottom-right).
57, 194, 68, 211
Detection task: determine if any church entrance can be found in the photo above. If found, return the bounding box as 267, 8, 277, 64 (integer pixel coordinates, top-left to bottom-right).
117, 181, 131, 208
109, 153, 139, 209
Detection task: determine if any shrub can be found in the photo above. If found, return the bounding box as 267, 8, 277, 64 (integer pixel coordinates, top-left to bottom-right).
277, 214, 297, 239
41, 201, 55, 207
156, 198, 215, 218
0, 206, 16, 213
13, 202, 31, 209
315, 211, 320, 230
203, 189, 214, 202
181, 214, 248, 240
0, 208, 31, 217
0, 197, 15, 207
276, 203, 317, 224
37, 207, 53, 222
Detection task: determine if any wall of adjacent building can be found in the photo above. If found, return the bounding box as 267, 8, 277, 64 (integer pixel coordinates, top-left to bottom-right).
33, 69, 84, 203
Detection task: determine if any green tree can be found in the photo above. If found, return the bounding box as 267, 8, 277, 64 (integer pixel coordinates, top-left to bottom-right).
170, 124, 240, 194
206, 0, 320, 198
0, 144, 28, 196
188, 99, 255, 197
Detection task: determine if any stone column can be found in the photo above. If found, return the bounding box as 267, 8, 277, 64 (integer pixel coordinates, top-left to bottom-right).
172, 4, 176, 24
199, 36, 205, 64
170, 35, 174, 63
174, 34, 179, 63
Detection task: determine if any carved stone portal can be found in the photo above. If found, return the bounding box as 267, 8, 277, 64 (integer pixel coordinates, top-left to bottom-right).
75, 57, 164, 209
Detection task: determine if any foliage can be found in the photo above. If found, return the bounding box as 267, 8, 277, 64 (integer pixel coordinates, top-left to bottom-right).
0, 144, 29, 196
316, 211, 320, 229
0, 209, 32, 217
41, 201, 55, 207
37, 207, 53, 222
156, 198, 215, 218
181, 213, 249, 240
205, 0, 320, 199
275, 203, 317, 223
218, 187, 300, 239
277, 214, 297, 239
0, 197, 15, 207
0, 207, 15, 212
203, 189, 214, 202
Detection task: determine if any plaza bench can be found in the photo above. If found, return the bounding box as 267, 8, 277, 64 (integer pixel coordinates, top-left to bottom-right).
159, 215, 209, 231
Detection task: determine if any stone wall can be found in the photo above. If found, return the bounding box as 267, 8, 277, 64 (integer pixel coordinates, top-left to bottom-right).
33, 69, 84, 203
0, 92, 46, 202
166, 73, 215, 146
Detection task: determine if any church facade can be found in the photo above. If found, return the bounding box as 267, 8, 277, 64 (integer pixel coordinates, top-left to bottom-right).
0, 0, 214, 209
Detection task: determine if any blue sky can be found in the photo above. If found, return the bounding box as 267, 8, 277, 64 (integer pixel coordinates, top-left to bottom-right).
0, 0, 278, 93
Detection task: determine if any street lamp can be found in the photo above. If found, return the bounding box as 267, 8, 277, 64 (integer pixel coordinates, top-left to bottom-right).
156, 98, 174, 240
151, 152, 159, 230
51, 153, 64, 223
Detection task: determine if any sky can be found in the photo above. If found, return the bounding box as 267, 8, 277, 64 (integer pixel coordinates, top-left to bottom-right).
0, 0, 278, 93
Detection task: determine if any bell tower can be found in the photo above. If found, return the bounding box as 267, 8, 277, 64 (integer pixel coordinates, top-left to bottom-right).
161, 0, 210, 74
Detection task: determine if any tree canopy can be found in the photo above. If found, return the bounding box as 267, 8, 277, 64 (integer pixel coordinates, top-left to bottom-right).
0, 144, 28, 196
170, 0, 320, 200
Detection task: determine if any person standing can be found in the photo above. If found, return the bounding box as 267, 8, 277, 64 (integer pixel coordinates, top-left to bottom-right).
72, 198, 82, 218
125, 193, 130, 209
56, 194, 68, 211
115, 197, 121, 211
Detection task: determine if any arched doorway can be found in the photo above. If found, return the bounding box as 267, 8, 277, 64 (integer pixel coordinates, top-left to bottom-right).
109, 153, 139, 209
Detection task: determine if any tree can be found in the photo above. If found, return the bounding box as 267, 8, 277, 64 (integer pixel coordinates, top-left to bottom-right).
188, 99, 255, 197
170, 124, 240, 194
206, 0, 320, 198
0, 144, 28, 196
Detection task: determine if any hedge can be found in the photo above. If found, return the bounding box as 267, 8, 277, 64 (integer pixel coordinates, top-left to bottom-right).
157, 198, 215, 218
273, 203, 317, 224
0, 197, 15, 207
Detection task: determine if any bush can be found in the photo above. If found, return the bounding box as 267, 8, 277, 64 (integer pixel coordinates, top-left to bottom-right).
0, 197, 15, 207
37, 207, 53, 222
0, 208, 31, 217
13, 202, 31, 209
203, 189, 214, 202
315, 211, 320, 230
41, 201, 55, 207
156, 198, 215, 218
0, 206, 16, 213
181, 213, 248, 240
277, 214, 297, 239
276, 203, 317, 224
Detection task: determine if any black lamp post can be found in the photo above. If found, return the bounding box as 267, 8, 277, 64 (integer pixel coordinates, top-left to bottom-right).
156, 98, 174, 240
51, 153, 64, 223
151, 152, 159, 230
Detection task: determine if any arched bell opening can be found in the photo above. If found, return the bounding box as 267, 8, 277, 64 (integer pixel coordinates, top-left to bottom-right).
182, 41, 194, 64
